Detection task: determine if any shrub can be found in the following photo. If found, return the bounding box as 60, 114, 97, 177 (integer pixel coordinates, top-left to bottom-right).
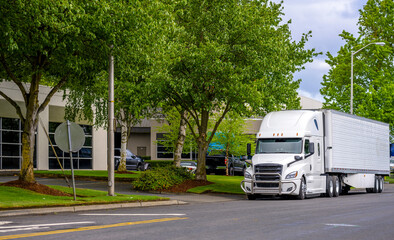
133, 165, 193, 191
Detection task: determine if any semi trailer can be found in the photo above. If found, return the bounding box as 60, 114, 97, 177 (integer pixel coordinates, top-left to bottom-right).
240, 109, 390, 200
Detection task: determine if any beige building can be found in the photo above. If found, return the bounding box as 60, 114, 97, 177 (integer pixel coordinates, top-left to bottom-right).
0, 81, 322, 170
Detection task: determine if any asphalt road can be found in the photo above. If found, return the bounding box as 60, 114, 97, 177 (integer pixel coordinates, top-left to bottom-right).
1, 176, 394, 240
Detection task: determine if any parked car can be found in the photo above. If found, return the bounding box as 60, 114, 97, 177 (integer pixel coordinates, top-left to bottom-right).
206, 153, 247, 176
114, 148, 149, 171
180, 161, 197, 174
390, 159, 394, 173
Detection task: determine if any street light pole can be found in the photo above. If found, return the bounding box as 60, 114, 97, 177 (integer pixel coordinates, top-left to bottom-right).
108, 50, 115, 196
350, 42, 385, 114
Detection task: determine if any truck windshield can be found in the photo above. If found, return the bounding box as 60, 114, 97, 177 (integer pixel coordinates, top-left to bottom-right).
256, 138, 302, 154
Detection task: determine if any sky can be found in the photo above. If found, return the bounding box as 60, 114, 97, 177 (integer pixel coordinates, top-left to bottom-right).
276, 0, 368, 102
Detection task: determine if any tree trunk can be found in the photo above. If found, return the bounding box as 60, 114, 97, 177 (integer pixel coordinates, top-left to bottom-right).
19, 120, 37, 183
195, 110, 209, 181
195, 140, 208, 181
173, 110, 188, 167
118, 120, 128, 172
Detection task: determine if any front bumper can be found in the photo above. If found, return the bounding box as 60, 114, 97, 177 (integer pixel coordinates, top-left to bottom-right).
240, 173, 298, 195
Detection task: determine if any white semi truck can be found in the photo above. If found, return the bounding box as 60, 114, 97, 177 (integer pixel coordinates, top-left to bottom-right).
241, 109, 390, 200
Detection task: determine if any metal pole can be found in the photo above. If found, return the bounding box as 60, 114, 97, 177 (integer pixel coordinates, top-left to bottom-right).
66, 120, 77, 201
350, 53, 354, 115
108, 52, 115, 196
350, 42, 384, 115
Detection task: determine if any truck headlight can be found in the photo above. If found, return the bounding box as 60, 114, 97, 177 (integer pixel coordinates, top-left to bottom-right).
285, 171, 298, 179
244, 171, 252, 179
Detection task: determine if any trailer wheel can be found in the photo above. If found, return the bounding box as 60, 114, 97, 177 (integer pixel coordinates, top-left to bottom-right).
378, 176, 384, 193
333, 176, 340, 197
247, 194, 256, 200
297, 177, 306, 200
326, 176, 334, 198
373, 176, 379, 193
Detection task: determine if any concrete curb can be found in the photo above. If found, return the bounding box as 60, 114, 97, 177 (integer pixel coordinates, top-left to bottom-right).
0, 200, 188, 217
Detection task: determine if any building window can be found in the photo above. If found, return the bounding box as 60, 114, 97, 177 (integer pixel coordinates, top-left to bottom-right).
156, 133, 173, 159
0, 117, 37, 169
156, 133, 197, 159
48, 122, 93, 169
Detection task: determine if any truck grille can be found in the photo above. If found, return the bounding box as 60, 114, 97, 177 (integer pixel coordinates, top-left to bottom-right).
254, 164, 282, 188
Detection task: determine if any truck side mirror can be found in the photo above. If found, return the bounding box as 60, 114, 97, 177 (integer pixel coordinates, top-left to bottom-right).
309, 142, 315, 154
247, 143, 251, 156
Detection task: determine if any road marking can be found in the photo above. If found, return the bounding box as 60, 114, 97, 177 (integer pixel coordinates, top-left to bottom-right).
0, 227, 49, 233
325, 223, 359, 227
0, 222, 94, 230
80, 213, 186, 216
0, 217, 188, 240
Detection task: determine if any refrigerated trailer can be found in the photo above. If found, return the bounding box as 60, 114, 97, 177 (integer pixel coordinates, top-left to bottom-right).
241, 109, 390, 200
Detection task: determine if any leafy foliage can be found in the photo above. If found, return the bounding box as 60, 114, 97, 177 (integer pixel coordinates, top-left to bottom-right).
321, 0, 393, 139
133, 165, 194, 191
151, 0, 317, 180
0, 0, 117, 182
210, 112, 255, 157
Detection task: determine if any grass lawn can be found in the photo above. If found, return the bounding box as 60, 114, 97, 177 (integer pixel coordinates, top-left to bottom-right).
187, 175, 245, 195
0, 185, 167, 209
34, 170, 141, 180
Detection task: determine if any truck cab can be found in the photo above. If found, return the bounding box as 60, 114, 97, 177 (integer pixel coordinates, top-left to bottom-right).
241, 110, 326, 199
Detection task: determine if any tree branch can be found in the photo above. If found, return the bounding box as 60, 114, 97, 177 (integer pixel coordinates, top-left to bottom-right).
0, 89, 25, 122
0, 55, 28, 103
37, 74, 69, 114
207, 102, 231, 144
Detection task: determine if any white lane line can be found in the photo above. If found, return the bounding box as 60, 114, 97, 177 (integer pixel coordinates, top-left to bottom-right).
0, 222, 12, 226
80, 213, 186, 216
0, 221, 95, 230
0, 227, 49, 233
325, 223, 359, 227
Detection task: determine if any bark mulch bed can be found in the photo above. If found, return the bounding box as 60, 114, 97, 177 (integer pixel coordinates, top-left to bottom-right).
160, 180, 213, 193
1, 180, 72, 197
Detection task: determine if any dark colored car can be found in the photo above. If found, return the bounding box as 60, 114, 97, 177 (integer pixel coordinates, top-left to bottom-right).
114, 148, 149, 171
206, 153, 247, 176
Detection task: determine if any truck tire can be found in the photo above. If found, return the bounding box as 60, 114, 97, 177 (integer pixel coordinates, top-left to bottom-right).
378, 176, 384, 193
333, 175, 340, 197
326, 176, 334, 198
247, 194, 256, 200
373, 176, 379, 193
297, 177, 306, 200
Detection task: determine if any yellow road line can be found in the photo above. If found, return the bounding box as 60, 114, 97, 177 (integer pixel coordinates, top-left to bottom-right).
0, 217, 188, 240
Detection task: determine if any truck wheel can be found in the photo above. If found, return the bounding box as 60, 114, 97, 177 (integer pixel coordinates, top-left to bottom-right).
333, 176, 340, 197
297, 177, 306, 200
378, 176, 384, 193
247, 194, 256, 200
326, 176, 334, 198
373, 176, 379, 193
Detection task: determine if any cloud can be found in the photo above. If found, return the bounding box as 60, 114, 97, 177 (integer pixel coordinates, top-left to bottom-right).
273, 0, 368, 103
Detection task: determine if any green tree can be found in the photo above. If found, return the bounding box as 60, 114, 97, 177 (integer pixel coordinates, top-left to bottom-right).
153, 0, 316, 180
155, 107, 197, 167
0, 0, 114, 182
321, 0, 393, 137
65, 0, 171, 171
210, 112, 255, 175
